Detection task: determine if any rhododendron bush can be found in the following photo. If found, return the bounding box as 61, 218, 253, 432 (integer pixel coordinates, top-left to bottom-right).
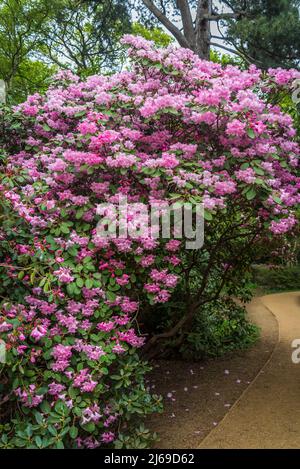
0, 35, 299, 448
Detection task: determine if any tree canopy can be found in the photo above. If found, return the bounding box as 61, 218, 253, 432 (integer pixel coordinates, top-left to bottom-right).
39, 0, 131, 76
136, 0, 300, 67
0, 0, 54, 102
0, 0, 131, 102
226, 0, 300, 68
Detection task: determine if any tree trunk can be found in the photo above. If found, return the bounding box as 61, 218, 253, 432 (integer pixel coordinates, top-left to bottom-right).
195, 0, 212, 59
142, 0, 213, 60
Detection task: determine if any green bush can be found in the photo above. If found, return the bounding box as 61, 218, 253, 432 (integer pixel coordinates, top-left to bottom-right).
180, 298, 260, 360
252, 265, 300, 293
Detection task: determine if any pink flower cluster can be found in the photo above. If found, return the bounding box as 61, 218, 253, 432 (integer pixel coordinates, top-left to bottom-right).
15, 385, 44, 408
73, 368, 98, 393
51, 344, 73, 371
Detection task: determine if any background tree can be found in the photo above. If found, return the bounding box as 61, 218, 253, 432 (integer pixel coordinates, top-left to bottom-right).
0, 0, 54, 103
132, 22, 174, 47
134, 1, 247, 60
136, 0, 300, 68
39, 0, 132, 76
224, 0, 300, 68
0, 0, 132, 102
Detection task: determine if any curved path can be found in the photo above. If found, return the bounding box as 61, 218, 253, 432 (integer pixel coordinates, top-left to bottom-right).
199, 292, 300, 449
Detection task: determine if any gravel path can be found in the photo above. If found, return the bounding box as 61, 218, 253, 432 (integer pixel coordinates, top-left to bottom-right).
147, 296, 278, 448
199, 292, 300, 449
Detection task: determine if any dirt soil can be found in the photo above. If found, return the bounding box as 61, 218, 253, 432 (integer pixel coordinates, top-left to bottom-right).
146, 296, 279, 449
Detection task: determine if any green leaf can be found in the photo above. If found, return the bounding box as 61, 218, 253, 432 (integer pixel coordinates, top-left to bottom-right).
166, 107, 179, 115
246, 188, 257, 200
34, 435, 42, 448
83, 256, 92, 264
68, 246, 78, 256
73, 407, 82, 417
44, 338, 52, 348
56, 440, 64, 449
106, 291, 116, 301
40, 401, 51, 414
247, 128, 256, 139
75, 208, 84, 219
36, 386, 48, 395
54, 400, 68, 415
85, 278, 93, 289
253, 167, 264, 176
17, 271, 25, 280
204, 210, 213, 221
81, 422, 95, 433
60, 223, 70, 234
34, 412, 43, 425
76, 277, 84, 288
67, 283, 76, 295
69, 426, 78, 439
273, 196, 282, 204
74, 110, 86, 118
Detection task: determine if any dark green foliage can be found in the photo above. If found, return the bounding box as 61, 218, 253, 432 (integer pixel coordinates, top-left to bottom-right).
252, 265, 300, 293
40, 0, 132, 75
180, 298, 260, 359
225, 0, 300, 68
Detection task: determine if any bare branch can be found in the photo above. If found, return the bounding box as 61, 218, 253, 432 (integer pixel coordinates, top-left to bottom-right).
204, 12, 246, 20
210, 41, 240, 55
142, 0, 191, 48
175, 0, 195, 45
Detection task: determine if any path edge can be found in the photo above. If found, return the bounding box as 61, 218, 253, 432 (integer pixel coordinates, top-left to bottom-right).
197, 296, 280, 449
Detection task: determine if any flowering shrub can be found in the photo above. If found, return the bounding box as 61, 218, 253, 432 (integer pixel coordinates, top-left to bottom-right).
0, 35, 299, 448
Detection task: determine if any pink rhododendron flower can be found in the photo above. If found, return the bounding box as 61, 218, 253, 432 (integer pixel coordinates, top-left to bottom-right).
78, 121, 98, 135
30, 325, 47, 342
226, 119, 247, 137
101, 432, 115, 443
53, 267, 74, 283
73, 368, 98, 393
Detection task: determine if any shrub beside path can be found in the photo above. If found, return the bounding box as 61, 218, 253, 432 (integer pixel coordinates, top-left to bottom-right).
199, 292, 300, 449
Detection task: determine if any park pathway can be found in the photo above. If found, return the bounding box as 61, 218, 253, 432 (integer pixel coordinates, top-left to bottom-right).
199, 292, 300, 449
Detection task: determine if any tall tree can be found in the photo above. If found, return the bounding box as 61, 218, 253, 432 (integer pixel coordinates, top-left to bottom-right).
137, 0, 300, 67
0, 0, 54, 102
137, 1, 246, 60
225, 0, 300, 68
39, 0, 132, 75
0, 0, 132, 101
